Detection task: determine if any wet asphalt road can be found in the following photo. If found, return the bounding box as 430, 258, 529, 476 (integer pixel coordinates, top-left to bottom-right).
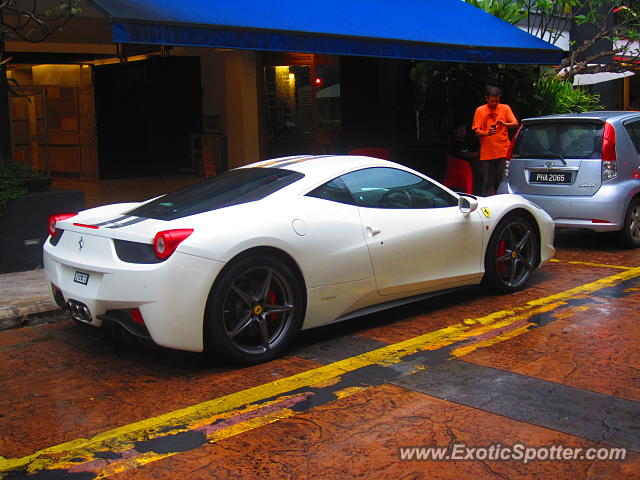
1, 229, 639, 479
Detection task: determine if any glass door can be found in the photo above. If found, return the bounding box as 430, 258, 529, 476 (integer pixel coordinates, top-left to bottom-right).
263, 65, 313, 158
261, 54, 341, 159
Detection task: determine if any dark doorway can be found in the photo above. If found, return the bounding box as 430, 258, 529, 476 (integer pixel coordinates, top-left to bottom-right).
94, 56, 202, 179
340, 56, 414, 153
340, 57, 449, 179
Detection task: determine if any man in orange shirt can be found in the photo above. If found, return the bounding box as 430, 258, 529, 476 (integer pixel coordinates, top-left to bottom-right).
472, 86, 518, 196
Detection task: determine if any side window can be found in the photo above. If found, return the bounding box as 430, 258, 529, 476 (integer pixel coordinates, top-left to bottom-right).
306, 177, 355, 205
338, 167, 457, 209
625, 121, 640, 154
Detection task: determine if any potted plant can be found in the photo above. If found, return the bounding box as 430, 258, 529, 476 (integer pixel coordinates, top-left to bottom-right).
0, 161, 82, 273
0, 162, 53, 214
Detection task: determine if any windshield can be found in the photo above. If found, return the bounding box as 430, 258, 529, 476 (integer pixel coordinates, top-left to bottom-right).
512, 122, 603, 159
127, 168, 304, 220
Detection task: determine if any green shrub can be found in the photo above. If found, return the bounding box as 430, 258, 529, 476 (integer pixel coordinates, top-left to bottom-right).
531, 74, 602, 116
0, 162, 39, 213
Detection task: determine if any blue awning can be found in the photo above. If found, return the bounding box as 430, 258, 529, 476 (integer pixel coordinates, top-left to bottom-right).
90, 0, 562, 65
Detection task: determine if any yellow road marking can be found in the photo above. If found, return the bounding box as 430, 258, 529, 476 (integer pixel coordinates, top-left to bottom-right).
549, 258, 634, 270
2, 266, 640, 478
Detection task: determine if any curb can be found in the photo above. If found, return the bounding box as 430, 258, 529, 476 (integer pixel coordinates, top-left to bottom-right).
0, 302, 69, 332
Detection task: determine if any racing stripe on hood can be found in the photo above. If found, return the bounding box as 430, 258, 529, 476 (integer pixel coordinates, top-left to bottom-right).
275, 155, 333, 168
93, 216, 130, 226
90, 216, 149, 229
104, 216, 149, 229
251, 156, 313, 168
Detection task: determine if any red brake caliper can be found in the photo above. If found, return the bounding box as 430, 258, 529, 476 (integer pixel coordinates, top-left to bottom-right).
497, 240, 507, 275
267, 290, 278, 322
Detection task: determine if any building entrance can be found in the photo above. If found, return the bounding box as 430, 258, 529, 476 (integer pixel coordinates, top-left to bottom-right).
9, 65, 97, 178
261, 54, 341, 158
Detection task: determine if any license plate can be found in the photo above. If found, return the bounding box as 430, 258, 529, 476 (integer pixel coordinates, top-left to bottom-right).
529, 171, 572, 184
74, 271, 89, 285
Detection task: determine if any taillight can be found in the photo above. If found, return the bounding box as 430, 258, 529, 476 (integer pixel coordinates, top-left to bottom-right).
153, 229, 194, 260
48, 213, 78, 236
504, 124, 522, 179
602, 122, 617, 181
505, 124, 522, 163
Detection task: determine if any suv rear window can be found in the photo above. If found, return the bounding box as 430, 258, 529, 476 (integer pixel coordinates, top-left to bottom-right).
127, 168, 303, 220
512, 122, 603, 159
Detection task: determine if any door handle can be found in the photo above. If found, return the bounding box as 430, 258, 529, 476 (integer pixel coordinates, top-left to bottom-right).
366, 226, 382, 237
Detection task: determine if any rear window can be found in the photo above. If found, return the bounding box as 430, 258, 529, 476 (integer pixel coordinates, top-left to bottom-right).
512, 122, 603, 159
127, 168, 303, 220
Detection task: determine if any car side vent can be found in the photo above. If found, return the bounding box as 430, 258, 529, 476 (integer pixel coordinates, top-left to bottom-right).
114, 239, 164, 264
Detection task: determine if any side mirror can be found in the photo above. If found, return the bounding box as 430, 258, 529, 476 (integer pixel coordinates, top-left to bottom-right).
458, 196, 478, 216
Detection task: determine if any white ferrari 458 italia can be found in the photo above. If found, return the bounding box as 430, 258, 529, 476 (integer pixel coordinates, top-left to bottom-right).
44, 155, 555, 364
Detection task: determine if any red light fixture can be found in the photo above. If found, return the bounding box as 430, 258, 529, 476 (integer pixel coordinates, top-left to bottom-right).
153, 229, 194, 260
48, 213, 78, 236
314, 77, 323, 87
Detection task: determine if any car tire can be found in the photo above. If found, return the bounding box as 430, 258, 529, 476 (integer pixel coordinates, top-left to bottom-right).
618, 197, 640, 249
483, 214, 538, 294
204, 254, 304, 365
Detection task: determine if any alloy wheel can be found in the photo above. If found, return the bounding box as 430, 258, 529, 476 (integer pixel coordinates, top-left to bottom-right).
221, 265, 294, 355
493, 220, 535, 289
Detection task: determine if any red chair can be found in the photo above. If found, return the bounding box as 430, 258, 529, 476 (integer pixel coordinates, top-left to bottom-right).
348, 147, 391, 160
443, 155, 473, 194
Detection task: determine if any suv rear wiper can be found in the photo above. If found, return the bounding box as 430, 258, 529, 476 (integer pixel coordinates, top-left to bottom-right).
539, 152, 567, 166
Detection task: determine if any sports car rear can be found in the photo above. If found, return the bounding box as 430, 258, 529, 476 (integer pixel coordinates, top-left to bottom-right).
43, 212, 224, 352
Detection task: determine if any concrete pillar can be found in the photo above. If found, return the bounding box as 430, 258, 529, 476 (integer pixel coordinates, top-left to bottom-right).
198, 50, 227, 130
224, 51, 260, 168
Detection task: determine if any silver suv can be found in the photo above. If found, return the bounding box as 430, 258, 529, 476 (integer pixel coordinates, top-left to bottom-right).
498, 111, 640, 248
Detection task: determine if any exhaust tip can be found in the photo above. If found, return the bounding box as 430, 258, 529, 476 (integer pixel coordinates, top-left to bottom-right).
67, 299, 92, 323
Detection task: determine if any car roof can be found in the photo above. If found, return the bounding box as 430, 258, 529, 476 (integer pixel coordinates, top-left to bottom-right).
242, 155, 398, 177
522, 110, 640, 123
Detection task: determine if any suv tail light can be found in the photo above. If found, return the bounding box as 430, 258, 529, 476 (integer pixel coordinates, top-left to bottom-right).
505, 124, 522, 163
48, 213, 78, 236
153, 229, 194, 260
504, 124, 522, 178
602, 122, 617, 181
